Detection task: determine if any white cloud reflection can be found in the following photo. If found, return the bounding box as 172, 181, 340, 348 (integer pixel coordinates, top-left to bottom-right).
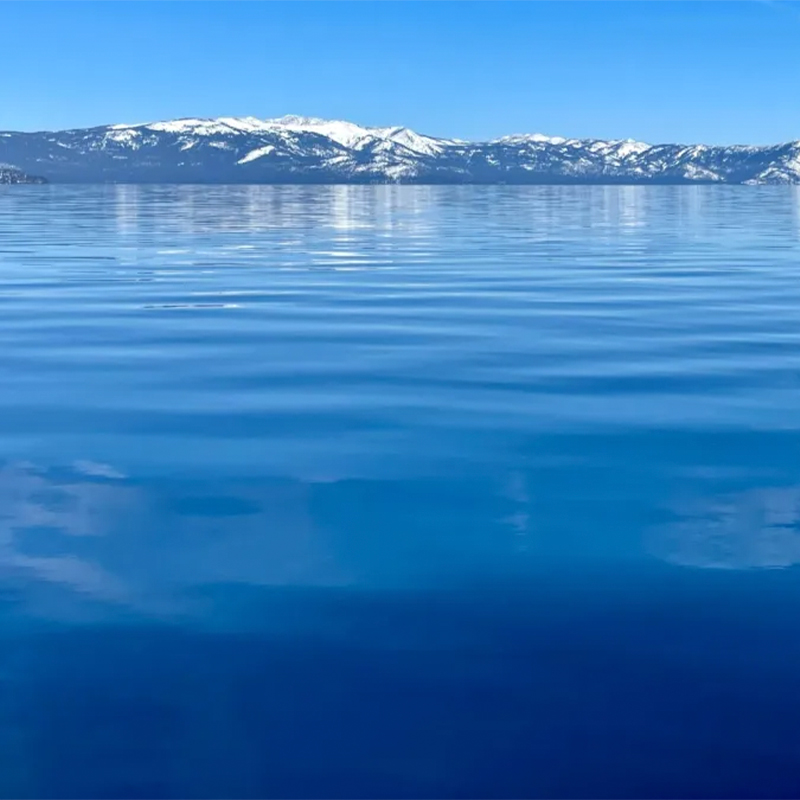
0, 460, 348, 617
651, 485, 800, 569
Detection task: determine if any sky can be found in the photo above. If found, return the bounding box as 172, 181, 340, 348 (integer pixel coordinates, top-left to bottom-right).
2, 1, 800, 145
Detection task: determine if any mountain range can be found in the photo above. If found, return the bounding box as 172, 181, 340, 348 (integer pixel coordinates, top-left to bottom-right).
1, 115, 799, 185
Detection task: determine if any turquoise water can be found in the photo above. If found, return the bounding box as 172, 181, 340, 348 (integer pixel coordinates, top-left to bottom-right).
2, 185, 800, 797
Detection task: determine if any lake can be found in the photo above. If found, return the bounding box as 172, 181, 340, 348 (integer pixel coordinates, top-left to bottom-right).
1, 184, 800, 797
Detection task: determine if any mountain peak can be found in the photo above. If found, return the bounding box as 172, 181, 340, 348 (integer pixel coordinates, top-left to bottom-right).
267, 115, 330, 127
494, 133, 568, 145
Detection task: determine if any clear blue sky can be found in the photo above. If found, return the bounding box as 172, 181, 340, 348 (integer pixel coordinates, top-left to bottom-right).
3, 1, 800, 144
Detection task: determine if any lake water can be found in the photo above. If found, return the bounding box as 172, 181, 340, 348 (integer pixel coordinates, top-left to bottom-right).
2, 185, 800, 797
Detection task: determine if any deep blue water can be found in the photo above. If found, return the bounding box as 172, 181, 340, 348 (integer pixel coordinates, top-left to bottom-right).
2, 185, 800, 798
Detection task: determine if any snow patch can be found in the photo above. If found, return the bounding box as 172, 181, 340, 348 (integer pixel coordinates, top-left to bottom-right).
237, 145, 276, 164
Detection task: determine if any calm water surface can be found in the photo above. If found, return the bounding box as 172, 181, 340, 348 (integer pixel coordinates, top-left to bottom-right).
2, 185, 800, 797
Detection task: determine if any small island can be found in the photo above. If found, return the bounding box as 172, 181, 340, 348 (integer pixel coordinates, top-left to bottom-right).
0, 164, 47, 184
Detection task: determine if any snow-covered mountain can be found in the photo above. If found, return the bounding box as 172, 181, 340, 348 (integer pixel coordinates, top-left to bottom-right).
1, 115, 798, 184
0, 164, 46, 184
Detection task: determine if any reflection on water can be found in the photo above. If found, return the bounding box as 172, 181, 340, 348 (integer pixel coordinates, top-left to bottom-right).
0, 457, 555, 626
3, 186, 800, 796
0, 461, 132, 605
653, 485, 800, 570
0, 460, 351, 620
